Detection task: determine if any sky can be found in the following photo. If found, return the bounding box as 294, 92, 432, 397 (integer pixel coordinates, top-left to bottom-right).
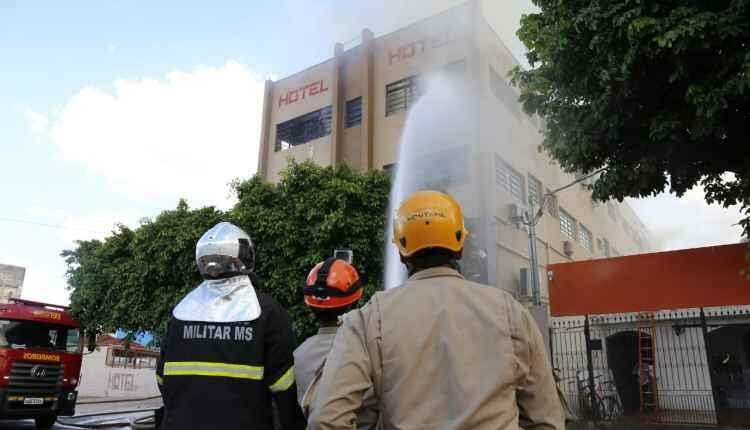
0, 0, 744, 306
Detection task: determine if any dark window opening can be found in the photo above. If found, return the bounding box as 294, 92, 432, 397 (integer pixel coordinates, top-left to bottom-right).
275, 106, 332, 152
386, 76, 420, 116
345, 97, 362, 128
489, 66, 521, 119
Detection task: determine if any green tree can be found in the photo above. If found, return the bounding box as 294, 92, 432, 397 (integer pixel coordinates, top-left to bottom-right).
231, 161, 390, 340
63, 200, 225, 341
63, 162, 391, 343
511, 1, 750, 244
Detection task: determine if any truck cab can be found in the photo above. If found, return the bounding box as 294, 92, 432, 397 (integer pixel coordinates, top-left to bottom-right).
0, 298, 82, 429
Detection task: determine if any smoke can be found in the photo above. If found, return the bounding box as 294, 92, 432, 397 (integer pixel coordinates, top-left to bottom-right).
385, 68, 491, 288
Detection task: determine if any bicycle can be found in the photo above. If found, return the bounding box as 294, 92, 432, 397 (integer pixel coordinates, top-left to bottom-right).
574, 373, 624, 421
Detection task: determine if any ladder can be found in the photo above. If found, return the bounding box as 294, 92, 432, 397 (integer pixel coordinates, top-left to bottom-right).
637, 312, 659, 416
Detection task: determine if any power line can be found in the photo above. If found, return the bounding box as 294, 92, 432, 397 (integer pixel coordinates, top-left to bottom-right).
0, 217, 109, 235
550, 167, 608, 195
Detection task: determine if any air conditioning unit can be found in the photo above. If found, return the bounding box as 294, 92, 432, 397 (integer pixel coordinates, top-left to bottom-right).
563, 240, 574, 258
508, 203, 523, 226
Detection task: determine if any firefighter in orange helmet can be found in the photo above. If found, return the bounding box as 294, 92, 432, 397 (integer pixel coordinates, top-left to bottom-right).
309, 191, 563, 429
295, 258, 379, 429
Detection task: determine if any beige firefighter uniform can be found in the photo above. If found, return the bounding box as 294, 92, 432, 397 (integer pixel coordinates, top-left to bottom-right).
295, 326, 379, 429
308, 267, 564, 430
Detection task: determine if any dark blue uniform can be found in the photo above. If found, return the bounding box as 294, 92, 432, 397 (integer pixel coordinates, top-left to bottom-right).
157, 293, 305, 430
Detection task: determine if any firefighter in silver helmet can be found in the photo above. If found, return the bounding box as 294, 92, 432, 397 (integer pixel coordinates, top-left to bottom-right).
156, 222, 305, 430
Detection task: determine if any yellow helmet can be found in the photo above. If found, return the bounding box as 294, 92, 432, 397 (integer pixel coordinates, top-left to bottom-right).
392, 190, 469, 257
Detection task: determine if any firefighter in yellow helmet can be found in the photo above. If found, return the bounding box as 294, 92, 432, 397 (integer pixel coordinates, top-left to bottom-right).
308, 191, 564, 429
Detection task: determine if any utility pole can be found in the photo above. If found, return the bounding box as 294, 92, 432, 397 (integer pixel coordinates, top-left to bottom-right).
515, 198, 544, 305
511, 168, 607, 349
515, 167, 607, 303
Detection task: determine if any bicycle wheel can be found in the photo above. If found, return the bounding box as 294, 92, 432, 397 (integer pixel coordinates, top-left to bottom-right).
601, 396, 623, 420
595, 397, 609, 421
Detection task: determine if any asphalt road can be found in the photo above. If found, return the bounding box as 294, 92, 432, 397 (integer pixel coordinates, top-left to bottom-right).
0, 418, 136, 429
0, 398, 161, 429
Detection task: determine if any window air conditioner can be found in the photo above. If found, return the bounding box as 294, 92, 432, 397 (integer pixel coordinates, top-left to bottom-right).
563, 240, 574, 258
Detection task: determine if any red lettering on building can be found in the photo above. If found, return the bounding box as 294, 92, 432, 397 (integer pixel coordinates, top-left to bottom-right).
388, 32, 455, 65
278, 80, 329, 108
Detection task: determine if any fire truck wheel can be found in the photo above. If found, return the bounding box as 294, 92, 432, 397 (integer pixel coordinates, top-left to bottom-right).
34, 414, 57, 430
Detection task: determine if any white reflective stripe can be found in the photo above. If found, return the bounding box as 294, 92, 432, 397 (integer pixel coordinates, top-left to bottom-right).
164, 361, 264, 380
269, 365, 295, 392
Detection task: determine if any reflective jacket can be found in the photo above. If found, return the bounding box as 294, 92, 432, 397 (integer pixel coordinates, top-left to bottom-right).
308, 267, 564, 430
295, 326, 379, 430
156, 292, 306, 430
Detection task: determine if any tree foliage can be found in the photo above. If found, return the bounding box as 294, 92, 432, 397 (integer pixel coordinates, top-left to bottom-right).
512, 0, 750, 242
63, 162, 390, 344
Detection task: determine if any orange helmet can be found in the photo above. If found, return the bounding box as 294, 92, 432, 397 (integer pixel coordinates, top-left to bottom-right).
304, 258, 362, 309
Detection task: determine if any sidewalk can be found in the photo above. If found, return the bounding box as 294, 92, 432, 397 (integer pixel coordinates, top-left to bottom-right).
75, 396, 162, 416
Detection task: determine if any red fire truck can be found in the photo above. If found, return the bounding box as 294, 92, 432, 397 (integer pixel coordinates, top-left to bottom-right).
0, 298, 82, 429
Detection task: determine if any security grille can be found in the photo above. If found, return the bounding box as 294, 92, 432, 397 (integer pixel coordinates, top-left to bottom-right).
345, 97, 362, 128
275, 106, 332, 151
579, 224, 593, 252
560, 209, 577, 240
495, 156, 525, 203
386, 76, 420, 116
528, 174, 543, 207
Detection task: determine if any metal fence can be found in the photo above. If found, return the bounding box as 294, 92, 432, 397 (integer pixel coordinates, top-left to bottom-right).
550, 310, 750, 427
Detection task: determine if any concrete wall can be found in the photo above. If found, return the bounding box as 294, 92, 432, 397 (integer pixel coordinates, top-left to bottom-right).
0, 264, 24, 301
78, 347, 159, 399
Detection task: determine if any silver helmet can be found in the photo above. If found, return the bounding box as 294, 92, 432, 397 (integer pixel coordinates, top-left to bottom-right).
195, 222, 255, 279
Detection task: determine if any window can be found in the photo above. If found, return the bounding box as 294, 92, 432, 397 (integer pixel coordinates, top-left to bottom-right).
0, 319, 76, 352
579, 224, 593, 252
66, 328, 81, 353
495, 156, 525, 202
345, 97, 362, 128
383, 163, 396, 178
275, 106, 333, 151
489, 66, 521, 119
386, 76, 421, 116
559, 209, 577, 240
546, 189, 559, 218
528, 174, 543, 207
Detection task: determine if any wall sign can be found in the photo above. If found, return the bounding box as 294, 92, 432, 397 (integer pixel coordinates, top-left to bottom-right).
278, 80, 329, 108
388, 32, 455, 65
